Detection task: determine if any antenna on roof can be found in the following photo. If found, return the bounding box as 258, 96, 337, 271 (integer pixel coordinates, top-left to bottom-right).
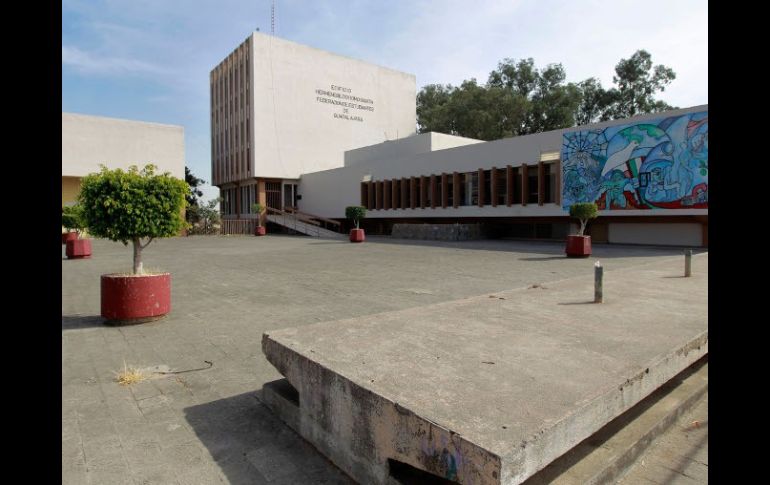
271, 1, 275, 35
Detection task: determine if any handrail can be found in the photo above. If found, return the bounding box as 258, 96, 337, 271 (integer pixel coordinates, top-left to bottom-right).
264, 208, 342, 238
284, 207, 341, 228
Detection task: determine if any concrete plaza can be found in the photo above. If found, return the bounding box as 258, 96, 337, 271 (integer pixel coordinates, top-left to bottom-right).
62, 235, 706, 484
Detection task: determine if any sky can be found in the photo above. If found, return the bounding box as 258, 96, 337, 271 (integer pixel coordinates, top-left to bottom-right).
62, 0, 708, 204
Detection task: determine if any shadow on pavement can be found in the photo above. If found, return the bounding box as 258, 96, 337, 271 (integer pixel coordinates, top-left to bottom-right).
62, 315, 105, 330
183, 391, 353, 484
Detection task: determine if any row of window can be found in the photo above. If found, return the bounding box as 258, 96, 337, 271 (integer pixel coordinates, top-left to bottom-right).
360, 162, 559, 211
211, 39, 252, 185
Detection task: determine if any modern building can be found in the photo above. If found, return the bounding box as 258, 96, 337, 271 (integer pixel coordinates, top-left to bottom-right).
210, 31, 416, 218
211, 34, 707, 247
61, 113, 185, 206
301, 105, 708, 247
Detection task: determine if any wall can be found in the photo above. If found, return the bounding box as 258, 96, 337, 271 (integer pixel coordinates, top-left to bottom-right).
62, 176, 81, 206
608, 223, 702, 246
248, 32, 416, 179
562, 111, 708, 211
344, 132, 482, 167
62, 113, 185, 180
300, 106, 708, 220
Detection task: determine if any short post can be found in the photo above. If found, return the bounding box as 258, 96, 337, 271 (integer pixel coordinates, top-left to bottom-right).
594, 260, 603, 303
684, 249, 692, 277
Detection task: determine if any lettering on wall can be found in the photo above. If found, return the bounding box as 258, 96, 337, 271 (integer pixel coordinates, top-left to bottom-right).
315, 84, 375, 122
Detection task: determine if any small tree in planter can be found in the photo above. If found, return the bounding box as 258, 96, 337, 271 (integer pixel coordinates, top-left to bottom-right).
78, 164, 188, 323
61, 204, 83, 244
251, 203, 267, 236
62, 204, 93, 258
345, 206, 367, 243
566, 202, 599, 257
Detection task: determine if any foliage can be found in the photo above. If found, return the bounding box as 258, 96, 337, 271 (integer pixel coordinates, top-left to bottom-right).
185, 166, 206, 224
61, 204, 86, 232
251, 202, 266, 227
345, 206, 367, 229
187, 199, 222, 235
417, 50, 677, 139
569, 203, 599, 236
78, 164, 188, 274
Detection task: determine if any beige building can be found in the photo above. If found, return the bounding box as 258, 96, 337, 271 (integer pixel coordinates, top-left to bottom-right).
211, 32, 416, 218
61, 112, 185, 206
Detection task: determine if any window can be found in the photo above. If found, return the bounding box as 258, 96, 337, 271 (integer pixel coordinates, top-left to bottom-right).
544, 163, 557, 203
528, 166, 539, 204
483, 170, 491, 206
461, 172, 478, 206
513, 167, 521, 204
496, 168, 507, 205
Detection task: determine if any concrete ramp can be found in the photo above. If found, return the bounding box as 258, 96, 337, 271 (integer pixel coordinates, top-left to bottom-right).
262, 254, 707, 484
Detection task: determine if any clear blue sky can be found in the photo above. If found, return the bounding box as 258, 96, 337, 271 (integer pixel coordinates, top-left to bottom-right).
62, 0, 708, 204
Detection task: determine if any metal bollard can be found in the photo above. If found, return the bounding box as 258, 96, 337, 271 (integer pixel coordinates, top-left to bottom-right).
684, 249, 692, 277
594, 261, 603, 303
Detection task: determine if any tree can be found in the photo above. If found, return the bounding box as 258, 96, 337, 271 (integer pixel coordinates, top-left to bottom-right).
185, 166, 205, 224
345, 206, 366, 229
601, 50, 677, 121
78, 164, 188, 274
62, 204, 87, 236
188, 198, 222, 235
569, 203, 599, 236
417, 58, 582, 140
251, 203, 265, 227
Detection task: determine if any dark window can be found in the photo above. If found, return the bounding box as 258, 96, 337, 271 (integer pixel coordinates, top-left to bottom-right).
496, 168, 507, 205
483, 170, 492, 206
513, 167, 521, 204
528, 166, 539, 204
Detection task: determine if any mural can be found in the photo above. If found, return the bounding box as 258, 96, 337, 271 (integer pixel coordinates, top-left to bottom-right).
561, 111, 708, 210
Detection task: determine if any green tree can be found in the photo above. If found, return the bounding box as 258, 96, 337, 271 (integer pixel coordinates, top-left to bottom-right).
602, 50, 677, 120
185, 166, 206, 224
345, 206, 366, 229
61, 204, 86, 233
78, 164, 188, 274
569, 203, 599, 236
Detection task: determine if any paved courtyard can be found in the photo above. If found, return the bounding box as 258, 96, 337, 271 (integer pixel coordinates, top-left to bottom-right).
62, 235, 704, 484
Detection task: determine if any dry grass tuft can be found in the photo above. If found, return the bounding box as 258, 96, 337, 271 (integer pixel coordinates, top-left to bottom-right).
114, 360, 148, 386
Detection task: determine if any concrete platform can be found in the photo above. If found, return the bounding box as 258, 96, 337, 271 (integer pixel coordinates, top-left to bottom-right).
262, 253, 707, 484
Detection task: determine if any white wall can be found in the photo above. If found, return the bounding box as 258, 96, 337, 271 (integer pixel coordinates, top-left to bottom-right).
609, 223, 702, 246
62, 113, 185, 180
343, 132, 482, 167
249, 32, 416, 179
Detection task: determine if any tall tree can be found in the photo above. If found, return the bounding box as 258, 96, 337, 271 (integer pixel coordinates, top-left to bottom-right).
185, 166, 205, 224
602, 50, 677, 120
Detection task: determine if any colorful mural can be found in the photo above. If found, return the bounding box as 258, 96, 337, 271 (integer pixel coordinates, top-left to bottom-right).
561, 111, 708, 210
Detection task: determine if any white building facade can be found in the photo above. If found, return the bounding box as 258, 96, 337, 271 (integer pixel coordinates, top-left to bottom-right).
61, 112, 185, 206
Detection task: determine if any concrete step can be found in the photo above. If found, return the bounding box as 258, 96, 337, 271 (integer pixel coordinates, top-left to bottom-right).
522, 356, 708, 485
261, 254, 708, 485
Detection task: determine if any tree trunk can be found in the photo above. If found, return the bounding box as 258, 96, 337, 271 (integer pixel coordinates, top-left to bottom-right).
578, 219, 586, 237
133, 238, 143, 275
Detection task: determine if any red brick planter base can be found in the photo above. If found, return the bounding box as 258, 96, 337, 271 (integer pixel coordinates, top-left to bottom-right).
101, 273, 171, 324
349, 229, 365, 243
66, 238, 92, 259
255, 226, 267, 236
566, 235, 592, 258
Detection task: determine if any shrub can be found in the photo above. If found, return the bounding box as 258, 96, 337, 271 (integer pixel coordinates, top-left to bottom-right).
78, 164, 188, 274
569, 202, 599, 236
345, 206, 367, 230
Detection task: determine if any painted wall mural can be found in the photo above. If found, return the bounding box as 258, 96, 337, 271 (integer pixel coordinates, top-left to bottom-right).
561, 111, 708, 210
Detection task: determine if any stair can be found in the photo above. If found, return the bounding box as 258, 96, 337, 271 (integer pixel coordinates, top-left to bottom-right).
266, 212, 345, 239
522, 356, 708, 485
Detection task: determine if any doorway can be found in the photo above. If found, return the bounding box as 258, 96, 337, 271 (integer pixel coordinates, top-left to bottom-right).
283, 183, 298, 211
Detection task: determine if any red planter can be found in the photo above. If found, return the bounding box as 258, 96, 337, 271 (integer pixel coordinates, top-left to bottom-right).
255, 226, 267, 236
349, 228, 365, 243
62, 232, 78, 244
566, 235, 592, 258
65, 238, 92, 259
101, 273, 171, 323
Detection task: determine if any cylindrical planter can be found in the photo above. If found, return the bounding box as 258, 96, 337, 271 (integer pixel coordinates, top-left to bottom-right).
101, 272, 171, 324
566, 235, 592, 258
62, 232, 78, 245
66, 238, 92, 259
255, 226, 267, 236
350, 228, 365, 243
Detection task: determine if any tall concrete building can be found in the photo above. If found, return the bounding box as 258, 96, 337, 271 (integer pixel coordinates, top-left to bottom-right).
210, 32, 416, 218
61, 113, 185, 206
